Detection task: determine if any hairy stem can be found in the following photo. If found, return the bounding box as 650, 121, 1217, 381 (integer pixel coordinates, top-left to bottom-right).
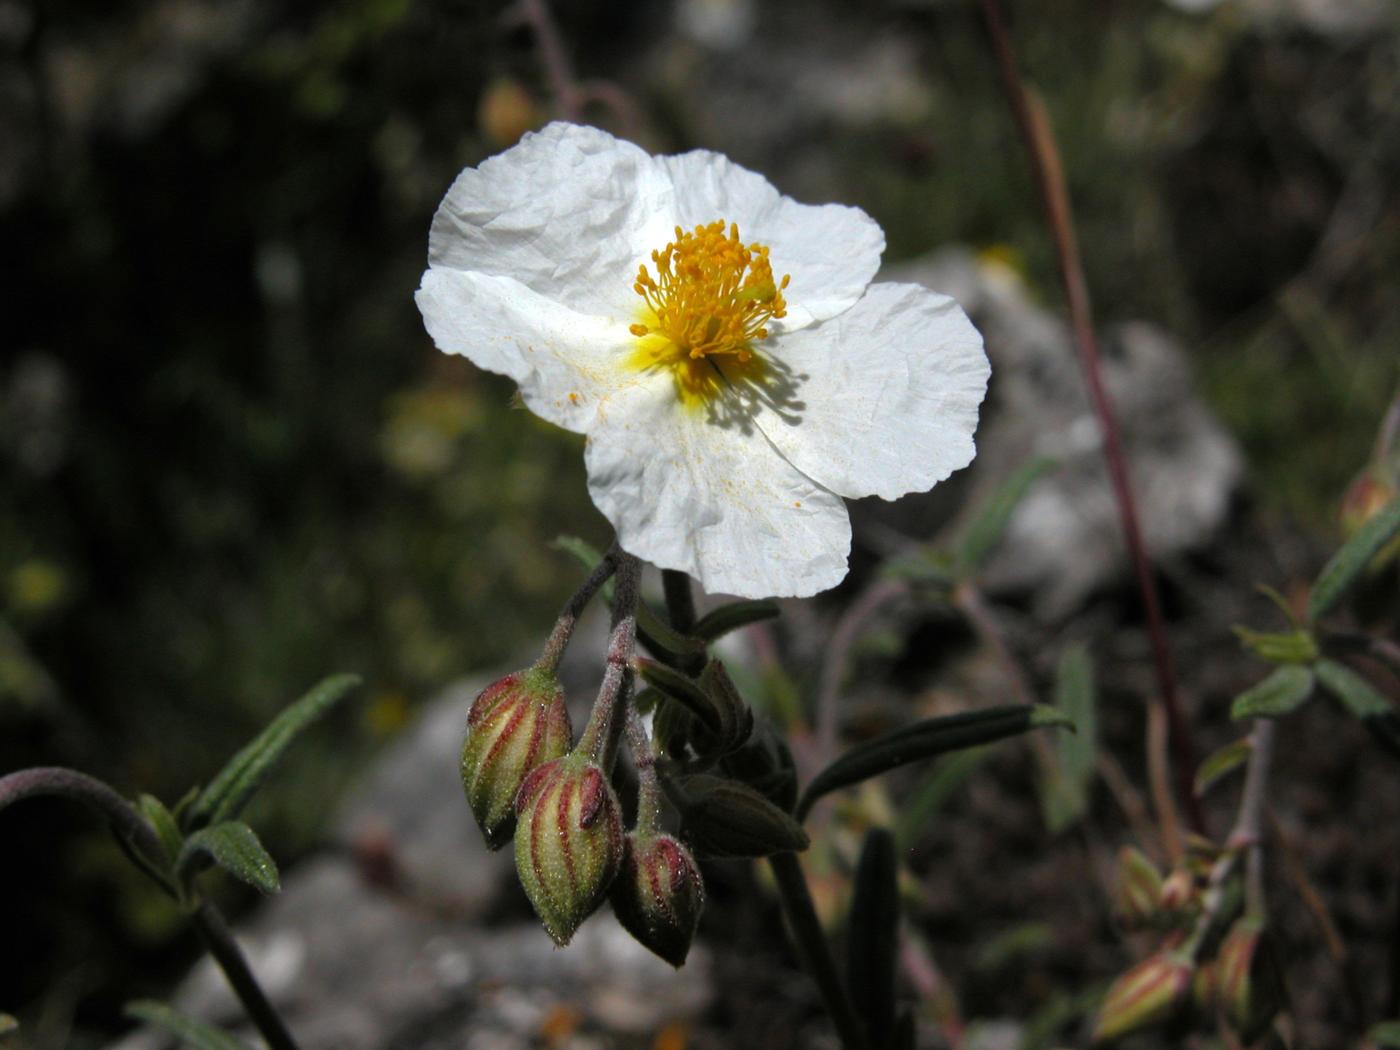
624, 703, 663, 832
0, 769, 301, 1049
192, 901, 300, 1050
661, 569, 697, 634
579, 552, 641, 769
768, 851, 871, 1050
536, 545, 619, 674
976, 0, 1203, 836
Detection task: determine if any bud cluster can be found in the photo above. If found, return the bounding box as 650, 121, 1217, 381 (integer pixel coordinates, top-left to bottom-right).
456, 556, 799, 966
1094, 844, 1285, 1043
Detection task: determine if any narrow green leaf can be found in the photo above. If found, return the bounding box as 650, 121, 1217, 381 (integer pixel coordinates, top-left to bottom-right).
188, 673, 360, 828
954, 457, 1056, 576
847, 828, 898, 1050
177, 822, 280, 894
1308, 496, 1400, 621
551, 536, 705, 664
1314, 659, 1392, 718
136, 793, 184, 866
550, 534, 605, 572
124, 1000, 254, 1050
1194, 737, 1253, 798
1232, 624, 1318, 665
692, 599, 780, 641
1231, 665, 1315, 720
634, 600, 707, 665
679, 775, 809, 857
1042, 645, 1097, 833
1369, 1020, 1400, 1047
1314, 660, 1400, 760
636, 659, 721, 731
797, 705, 1070, 821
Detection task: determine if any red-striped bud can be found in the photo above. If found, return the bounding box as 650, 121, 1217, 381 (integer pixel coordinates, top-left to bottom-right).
514, 754, 624, 945
1092, 951, 1193, 1043
460, 670, 571, 850
610, 832, 705, 967
1218, 916, 1285, 1043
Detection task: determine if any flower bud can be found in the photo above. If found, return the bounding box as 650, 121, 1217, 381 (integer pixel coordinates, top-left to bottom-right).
1113, 845, 1164, 930
460, 669, 572, 850
679, 774, 809, 858
514, 754, 624, 945
1218, 916, 1285, 1043
610, 832, 705, 967
1091, 951, 1193, 1043
1341, 466, 1399, 538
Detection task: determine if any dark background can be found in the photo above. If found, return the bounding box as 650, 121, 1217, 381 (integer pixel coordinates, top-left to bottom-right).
2, 0, 1398, 1045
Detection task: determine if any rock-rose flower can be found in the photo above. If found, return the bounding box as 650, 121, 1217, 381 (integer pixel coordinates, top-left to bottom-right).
416, 122, 989, 598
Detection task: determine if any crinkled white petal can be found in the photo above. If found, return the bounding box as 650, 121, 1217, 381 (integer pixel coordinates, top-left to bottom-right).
415, 267, 639, 434
749, 282, 989, 501
426, 122, 883, 332
583, 380, 851, 599
427, 123, 670, 320
658, 149, 884, 329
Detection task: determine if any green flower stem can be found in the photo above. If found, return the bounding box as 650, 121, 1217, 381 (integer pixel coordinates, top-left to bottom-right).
0, 768, 300, 1050
579, 552, 641, 769
624, 703, 663, 833
191, 899, 300, 1050
768, 851, 871, 1050
661, 569, 697, 634
536, 544, 620, 675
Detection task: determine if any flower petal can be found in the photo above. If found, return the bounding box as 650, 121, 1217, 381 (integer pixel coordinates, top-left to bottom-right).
427, 123, 668, 320
583, 381, 851, 598
416, 267, 639, 434
749, 282, 989, 500
658, 149, 884, 328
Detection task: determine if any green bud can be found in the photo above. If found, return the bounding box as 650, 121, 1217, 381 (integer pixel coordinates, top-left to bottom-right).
1092, 951, 1193, 1043
720, 723, 798, 812
514, 753, 624, 945
1113, 845, 1164, 930
679, 775, 809, 858
460, 669, 572, 850
1218, 916, 1285, 1043
610, 832, 705, 967
698, 660, 755, 753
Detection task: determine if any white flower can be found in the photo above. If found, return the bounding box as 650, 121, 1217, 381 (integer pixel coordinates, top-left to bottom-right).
415, 122, 989, 599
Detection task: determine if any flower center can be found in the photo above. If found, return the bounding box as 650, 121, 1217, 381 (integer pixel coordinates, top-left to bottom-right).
629, 220, 789, 361
626, 220, 789, 408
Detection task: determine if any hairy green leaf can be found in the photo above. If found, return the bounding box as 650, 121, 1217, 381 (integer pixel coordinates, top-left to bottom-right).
188, 674, 360, 828
797, 705, 1072, 821
954, 457, 1056, 576
679, 775, 809, 857
1308, 496, 1400, 621
1231, 665, 1315, 720
692, 599, 780, 641
177, 822, 280, 894
847, 828, 898, 1050
1194, 737, 1253, 798
125, 1001, 254, 1050
136, 793, 184, 866
636, 659, 721, 731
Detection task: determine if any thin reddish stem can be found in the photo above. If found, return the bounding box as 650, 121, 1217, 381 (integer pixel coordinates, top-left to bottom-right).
976, 0, 1203, 837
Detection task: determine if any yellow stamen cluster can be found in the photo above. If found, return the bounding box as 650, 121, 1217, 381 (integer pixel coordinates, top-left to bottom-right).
629, 221, 790, 363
